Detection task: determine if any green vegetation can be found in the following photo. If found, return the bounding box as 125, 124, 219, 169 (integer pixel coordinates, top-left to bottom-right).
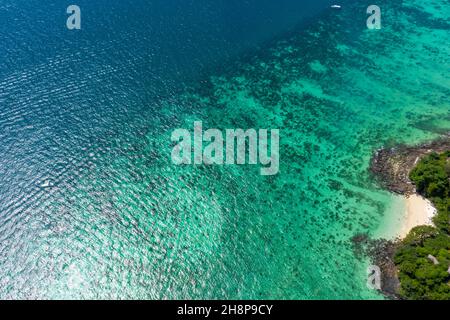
394, 151, 450, 300
409, 151, 450, 233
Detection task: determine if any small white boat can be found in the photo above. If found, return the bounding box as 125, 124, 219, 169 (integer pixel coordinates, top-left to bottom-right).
331, 5, 342, 9
40, 180, 52, 188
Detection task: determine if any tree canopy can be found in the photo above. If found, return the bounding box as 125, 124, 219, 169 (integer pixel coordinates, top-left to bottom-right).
394, 151, 450, 300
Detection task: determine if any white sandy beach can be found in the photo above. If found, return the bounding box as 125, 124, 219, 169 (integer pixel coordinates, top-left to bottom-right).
375, 193, 437, 241
397, 194, 436, 239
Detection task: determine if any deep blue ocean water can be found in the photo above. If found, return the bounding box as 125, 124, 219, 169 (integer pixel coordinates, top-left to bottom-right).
0, 0, 331, 84
0, 0, 331, 195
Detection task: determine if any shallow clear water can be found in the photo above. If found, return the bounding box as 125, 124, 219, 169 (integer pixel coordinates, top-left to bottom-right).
0, 0, 449, 299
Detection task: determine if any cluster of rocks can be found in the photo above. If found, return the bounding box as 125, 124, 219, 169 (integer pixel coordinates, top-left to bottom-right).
370, 133, 450, 195
351, 233, 401, 299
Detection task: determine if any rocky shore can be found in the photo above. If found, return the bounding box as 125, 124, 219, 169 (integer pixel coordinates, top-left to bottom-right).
370, 134, 450, 195
359, 133, 450, 299
351, 233, 401, 299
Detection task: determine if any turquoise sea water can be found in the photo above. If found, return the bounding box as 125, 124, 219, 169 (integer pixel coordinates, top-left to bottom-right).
0, 0, 449, 299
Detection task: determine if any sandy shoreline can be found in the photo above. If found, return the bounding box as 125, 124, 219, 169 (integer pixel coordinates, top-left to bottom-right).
369, 137, 448, 240
368, 136, 448, 297
397, 194, 436, 239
